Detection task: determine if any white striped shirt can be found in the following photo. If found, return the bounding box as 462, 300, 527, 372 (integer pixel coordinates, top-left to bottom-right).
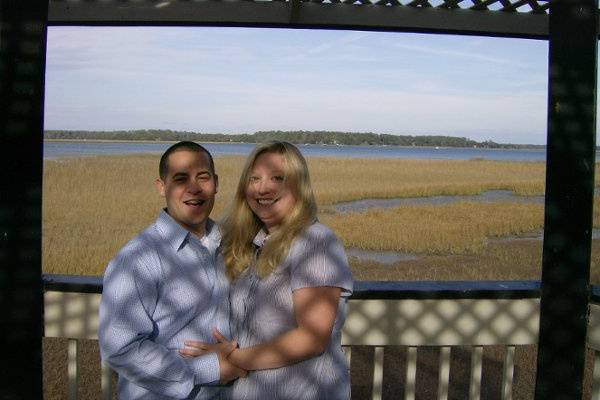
99, 210, 231, 399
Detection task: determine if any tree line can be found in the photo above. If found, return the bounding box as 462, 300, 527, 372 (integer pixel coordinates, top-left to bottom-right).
44, 129, 544, 149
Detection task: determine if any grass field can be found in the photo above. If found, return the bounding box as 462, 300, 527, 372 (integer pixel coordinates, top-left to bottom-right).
42, 154, 600, 281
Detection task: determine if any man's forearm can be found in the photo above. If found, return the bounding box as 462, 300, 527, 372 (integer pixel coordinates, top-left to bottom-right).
101, 333, 220, 398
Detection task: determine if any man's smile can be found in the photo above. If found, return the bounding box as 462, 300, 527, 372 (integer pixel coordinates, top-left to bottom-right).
183, 199, 206, 207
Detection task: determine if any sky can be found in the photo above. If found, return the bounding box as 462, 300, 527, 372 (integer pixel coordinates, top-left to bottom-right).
45, 26, 551, 145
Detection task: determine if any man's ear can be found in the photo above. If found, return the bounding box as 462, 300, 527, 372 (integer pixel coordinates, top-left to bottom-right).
214, 174, 219, 193
154, 178, 166, 197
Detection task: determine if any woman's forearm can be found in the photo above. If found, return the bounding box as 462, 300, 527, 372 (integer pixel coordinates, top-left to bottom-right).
228, 326, 329, 371
230, 286, 341, 371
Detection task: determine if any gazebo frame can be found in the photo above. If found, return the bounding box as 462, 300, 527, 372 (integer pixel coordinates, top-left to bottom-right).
0, 0, 596, 398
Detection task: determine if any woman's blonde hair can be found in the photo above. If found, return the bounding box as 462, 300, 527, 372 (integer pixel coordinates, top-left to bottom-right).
221, 141, 317, 280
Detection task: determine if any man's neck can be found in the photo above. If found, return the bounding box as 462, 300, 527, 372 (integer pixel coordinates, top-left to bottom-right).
163, 208, 207, 239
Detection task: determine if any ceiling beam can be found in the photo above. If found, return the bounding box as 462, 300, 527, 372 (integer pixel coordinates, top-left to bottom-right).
48, 0, 549, 39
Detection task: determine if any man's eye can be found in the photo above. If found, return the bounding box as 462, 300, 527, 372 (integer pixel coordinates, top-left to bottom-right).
198, 175, 210, 182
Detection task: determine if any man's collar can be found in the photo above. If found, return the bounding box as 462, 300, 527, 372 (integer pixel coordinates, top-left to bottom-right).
155, 210, 221, 253
200, 218, 221, 255
155, 209, 191, 251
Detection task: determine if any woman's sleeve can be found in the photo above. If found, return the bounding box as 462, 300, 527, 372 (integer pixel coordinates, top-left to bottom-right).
289, 224, 353, 297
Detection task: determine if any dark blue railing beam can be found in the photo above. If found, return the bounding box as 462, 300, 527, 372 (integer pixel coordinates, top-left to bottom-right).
43, 273, 103, 294
42, 274, 545, 300
46, 273, 600, 303
46, 273, 600, 304
353, 280, 542, 300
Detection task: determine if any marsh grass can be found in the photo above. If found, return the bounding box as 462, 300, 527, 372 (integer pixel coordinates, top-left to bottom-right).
42, 154, 599, 279
320, 201, 544, 254
350, 239, 545, 281
351, 238, 600, 282
308, 158, 550, 204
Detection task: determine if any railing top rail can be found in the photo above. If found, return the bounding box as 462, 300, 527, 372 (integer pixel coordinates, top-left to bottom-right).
353, 279, 542, 299
43, 273, 547, 300
592, 285, 600, 303
44, 274, 600, 302
43, 273, 103, 294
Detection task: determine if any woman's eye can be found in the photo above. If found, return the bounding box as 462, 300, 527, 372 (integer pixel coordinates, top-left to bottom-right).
273, 176, 285, 182
248, 176, 259, 183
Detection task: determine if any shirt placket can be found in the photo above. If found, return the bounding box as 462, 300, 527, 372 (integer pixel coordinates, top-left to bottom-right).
193, 239, 216, 283
236, 247, 263, 347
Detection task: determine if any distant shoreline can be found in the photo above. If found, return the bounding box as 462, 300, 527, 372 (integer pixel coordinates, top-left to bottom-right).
44, 138, 235, 145
43, 138, 546, 151
43, 130, 547, 150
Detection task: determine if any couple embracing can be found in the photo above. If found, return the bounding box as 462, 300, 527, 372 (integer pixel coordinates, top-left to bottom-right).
98, 141, 353, 399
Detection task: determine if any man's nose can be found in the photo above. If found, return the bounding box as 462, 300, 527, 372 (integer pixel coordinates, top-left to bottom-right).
187, 180, 203, 193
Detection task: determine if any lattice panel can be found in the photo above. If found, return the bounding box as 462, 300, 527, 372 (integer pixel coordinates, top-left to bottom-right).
47, 0, 553, 37
307, 0, 550, 13
49, 0, 550, 14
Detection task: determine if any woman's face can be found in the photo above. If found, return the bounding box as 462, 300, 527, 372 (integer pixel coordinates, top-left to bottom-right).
245, 152, 297, 232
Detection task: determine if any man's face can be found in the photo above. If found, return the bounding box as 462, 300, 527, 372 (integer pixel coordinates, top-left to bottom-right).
155, 150, 218, 237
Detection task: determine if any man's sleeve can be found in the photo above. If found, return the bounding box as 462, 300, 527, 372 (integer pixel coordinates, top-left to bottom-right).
98, 247, 220, 399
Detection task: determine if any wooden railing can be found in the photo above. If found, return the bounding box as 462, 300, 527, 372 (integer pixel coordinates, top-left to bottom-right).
42, 275, 600, 400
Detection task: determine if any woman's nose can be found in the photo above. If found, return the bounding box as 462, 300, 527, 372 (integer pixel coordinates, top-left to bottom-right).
256, 179, 273, 195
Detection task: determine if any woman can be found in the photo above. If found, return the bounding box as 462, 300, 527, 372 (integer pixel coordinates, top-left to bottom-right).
183, 141, 353, 399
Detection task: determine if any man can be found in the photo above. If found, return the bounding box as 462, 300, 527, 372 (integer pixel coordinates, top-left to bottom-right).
99, 141, 244, 399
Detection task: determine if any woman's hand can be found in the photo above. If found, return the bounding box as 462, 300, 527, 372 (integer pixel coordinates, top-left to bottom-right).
179, 329, 237, 358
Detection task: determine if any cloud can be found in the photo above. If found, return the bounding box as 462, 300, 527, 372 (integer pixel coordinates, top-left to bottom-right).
391, 42, 530, 68
45, 26, 550, 144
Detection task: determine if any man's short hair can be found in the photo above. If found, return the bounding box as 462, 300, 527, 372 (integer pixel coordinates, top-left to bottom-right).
159, 141, 215, 180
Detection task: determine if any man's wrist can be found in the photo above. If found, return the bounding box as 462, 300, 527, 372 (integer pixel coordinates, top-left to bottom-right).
185, 352, 220, 386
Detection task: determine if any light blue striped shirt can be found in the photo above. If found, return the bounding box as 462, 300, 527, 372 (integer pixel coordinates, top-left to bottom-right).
99, 210, 231, 399
230, 222, 353, 400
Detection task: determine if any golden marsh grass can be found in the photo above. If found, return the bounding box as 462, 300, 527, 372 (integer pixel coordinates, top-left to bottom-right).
351, 239, 600, 283
309, 158, 549, 204
42, 154, 598, 279
320, 201, 544, 254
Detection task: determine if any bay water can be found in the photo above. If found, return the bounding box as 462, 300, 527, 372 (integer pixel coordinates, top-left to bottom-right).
44, 141, 555, 162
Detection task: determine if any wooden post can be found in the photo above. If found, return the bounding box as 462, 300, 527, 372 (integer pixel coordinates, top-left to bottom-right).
535, 0, 598, 398
0, 1, 48, 398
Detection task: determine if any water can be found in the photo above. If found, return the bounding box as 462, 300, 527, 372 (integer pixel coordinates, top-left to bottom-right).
490, 228, 600, 243
43, 141, 256, 159
346, 248, 419, 264
44, 141, 556, 162
335, 190, 545, 213
347, 228, 600, 265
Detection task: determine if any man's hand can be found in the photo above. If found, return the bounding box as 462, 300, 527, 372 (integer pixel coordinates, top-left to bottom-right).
180, 328, 240, 358
179, 328, 247, 383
